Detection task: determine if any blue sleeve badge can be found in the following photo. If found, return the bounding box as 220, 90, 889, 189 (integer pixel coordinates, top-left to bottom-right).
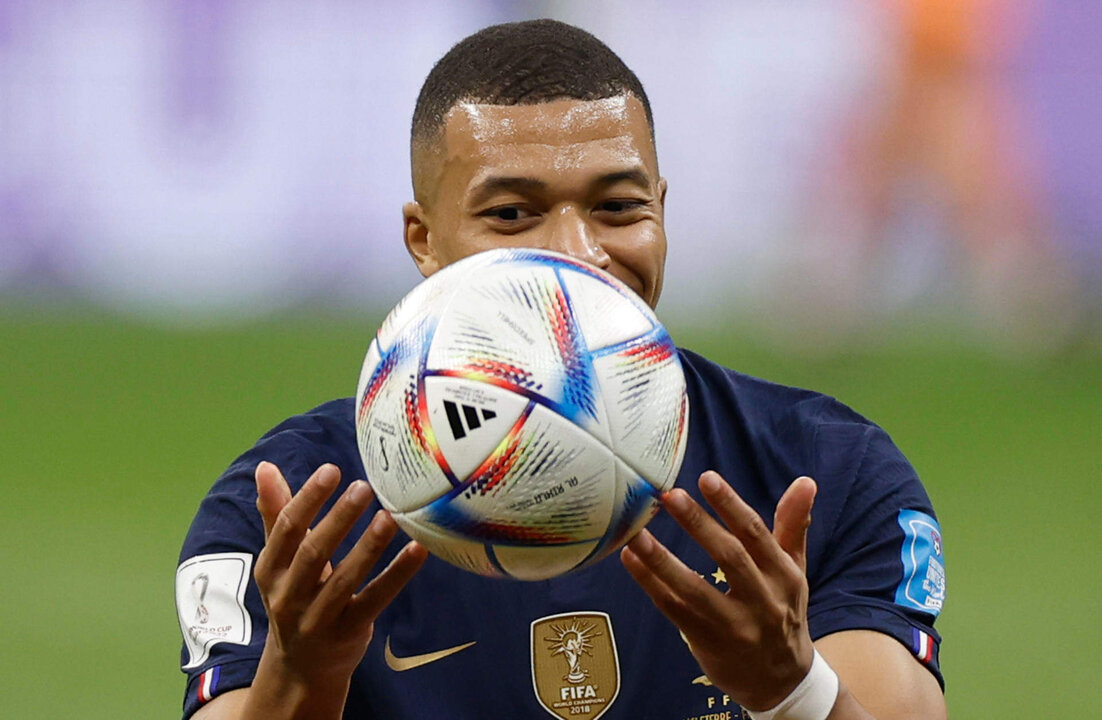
894, 510, 945, 616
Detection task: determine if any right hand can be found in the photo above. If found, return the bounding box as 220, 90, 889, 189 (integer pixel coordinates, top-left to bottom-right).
252, 461, 427, 685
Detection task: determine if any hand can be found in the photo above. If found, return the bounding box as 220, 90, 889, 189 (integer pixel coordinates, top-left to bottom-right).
621, 471, 817, 712
252, 461, 427, 688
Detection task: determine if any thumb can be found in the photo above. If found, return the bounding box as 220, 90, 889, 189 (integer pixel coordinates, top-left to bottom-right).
255, 460, 293, 539
774, 476, 816, 573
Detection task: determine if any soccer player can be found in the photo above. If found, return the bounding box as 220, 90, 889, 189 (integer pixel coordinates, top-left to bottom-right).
178, 20, 947, 720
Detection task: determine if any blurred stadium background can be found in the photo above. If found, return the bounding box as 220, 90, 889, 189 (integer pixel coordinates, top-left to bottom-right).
1, 1, 1098, 717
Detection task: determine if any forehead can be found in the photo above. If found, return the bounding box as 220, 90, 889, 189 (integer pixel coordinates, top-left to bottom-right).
438, 96, 657, 180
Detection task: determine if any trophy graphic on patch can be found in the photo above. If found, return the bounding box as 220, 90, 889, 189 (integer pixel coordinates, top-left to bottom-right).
192, 572, 210, 625
546, 618, 599, 683
531, 612, 621, 720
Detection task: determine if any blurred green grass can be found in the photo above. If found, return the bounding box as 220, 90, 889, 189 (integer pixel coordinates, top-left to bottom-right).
0, 308, 1098, 718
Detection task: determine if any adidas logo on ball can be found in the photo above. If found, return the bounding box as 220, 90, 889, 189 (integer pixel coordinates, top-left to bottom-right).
443, 400, 497, 440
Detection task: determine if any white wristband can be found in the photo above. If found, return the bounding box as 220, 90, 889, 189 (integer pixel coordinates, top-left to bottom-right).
746, 649, 840, 720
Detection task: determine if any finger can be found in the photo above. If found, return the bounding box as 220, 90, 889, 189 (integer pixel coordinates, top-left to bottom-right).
620, 539, 701, 631
698, 471, 787, 571
621, 529, 730, 631
305, 503, 397, 626
773, 476, 817, 573
261, 463, 342, 573
663, 486, 767, 593
347, 531, 428, 630
284, 478, 375, 595
255, 461, 293, 539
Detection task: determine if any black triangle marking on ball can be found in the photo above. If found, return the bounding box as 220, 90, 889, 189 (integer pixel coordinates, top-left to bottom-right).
481, 408, 496, 421
462, 404, 481, 431
443, 400, 466, 440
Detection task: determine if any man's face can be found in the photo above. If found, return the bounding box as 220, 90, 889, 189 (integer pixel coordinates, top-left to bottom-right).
404, 95, 667, 308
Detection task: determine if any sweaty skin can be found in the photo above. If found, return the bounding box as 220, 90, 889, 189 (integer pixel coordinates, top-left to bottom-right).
404, 96, 667, 308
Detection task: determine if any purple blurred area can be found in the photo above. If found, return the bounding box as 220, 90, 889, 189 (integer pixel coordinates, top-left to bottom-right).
0, 0, 1097, 342
1023, 1, 1102, 268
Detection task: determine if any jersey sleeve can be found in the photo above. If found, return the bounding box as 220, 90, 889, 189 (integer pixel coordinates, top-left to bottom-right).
176, 451, 273, 719
805, 422, 947, 689
175, 414, 340, 719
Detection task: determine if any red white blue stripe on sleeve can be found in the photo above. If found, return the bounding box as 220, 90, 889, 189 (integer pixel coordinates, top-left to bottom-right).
197, 666, 221, 704
912, 628, 936, 665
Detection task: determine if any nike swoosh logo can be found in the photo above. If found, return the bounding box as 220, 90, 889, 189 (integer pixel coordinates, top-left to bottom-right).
384, 635, 476, 671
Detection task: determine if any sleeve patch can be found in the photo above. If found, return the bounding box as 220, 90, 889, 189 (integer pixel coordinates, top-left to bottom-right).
176, 552, 254, 669
894, 510, 945, 616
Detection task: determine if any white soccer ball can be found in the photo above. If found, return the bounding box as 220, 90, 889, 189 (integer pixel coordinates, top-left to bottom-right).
354, 248, 688, 580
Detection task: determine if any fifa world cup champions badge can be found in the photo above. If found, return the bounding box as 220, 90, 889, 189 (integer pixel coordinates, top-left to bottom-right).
531, 612, 621, 720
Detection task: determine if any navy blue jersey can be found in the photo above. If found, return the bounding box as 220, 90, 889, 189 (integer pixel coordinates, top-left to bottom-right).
177, 348, 945, 719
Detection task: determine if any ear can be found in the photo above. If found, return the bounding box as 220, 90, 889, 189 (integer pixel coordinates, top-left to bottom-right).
403, 202, 441, 278
658, 177, 668, 211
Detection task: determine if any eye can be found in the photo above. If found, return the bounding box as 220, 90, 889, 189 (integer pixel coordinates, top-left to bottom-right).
595, 199, 648, 223
480, 205, 534, 222
598, 200, 638, 213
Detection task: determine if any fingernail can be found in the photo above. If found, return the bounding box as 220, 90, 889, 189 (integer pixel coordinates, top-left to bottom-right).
699, 471, 722, 494
665, 489, 691, 513
369, 508, 391, 531
633, 529, 655, 554
317, 464, 340, 486
348, 480, 371, 503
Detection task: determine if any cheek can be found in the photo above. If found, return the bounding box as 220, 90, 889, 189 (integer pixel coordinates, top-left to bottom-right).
604, 226, 666, 302
434, 221, 501, 264
612, 226, 664, 276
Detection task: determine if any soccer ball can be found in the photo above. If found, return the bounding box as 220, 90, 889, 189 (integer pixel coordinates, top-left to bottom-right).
354, 248, 688, 580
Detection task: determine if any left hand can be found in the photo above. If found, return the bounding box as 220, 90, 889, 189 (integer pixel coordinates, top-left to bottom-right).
621, 471, 818, 712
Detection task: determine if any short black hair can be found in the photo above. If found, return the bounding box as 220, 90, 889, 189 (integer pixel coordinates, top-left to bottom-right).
412, 19, 653, 150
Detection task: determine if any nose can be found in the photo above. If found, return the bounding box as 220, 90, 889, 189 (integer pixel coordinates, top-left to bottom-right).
545, 205, 611, 270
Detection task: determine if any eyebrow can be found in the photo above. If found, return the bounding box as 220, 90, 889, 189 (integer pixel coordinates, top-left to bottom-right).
467, 168, 653, 207
594, 169, 651, 190
467, 176, 549, 206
